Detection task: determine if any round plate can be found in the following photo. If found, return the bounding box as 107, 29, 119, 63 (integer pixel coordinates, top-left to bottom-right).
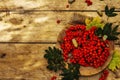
57, 24, 114, 76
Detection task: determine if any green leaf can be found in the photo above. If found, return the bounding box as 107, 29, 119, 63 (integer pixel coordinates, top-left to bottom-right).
113, 32, 120, 35
112, 25, 119, 33
105, 5, 118, 17
44, 47, 65, 72
107, 13, 118, 17
48, 47, 53, 53
45, 50, 50, 54
95, 22, 120, 41
103, 23, 112, 35
107, 35, 119, 40
95, 28, 103, 36
44, 54, 49, 58
60, 63, 80, 80
47, 65, 53, 70
105, 5, 109, 15
109, 7, 115, 13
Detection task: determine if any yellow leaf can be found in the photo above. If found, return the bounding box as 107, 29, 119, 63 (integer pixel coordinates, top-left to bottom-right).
92, 17, 101, 23
85, 18, 91, 25
108, 49, 120, 71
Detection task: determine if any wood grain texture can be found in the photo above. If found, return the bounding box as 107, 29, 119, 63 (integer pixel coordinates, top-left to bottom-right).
0, 12, 120, 43
0, 44, 56, 80
0, 0, 120, 11
0, 43, 119, 80
0, 0, 120, 80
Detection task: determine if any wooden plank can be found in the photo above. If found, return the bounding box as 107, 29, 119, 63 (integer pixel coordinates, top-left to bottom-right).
0, 0, 120, 11
0, 44, 55, 79
0, 12, 120, 43
0, 44, 119, 79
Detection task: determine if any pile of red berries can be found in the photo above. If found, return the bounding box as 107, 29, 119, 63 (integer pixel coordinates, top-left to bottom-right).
60, 25, 110, 68
99, 70, 109, 80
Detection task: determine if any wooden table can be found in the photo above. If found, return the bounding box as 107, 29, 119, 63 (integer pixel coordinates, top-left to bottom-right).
0, 0, 120, 80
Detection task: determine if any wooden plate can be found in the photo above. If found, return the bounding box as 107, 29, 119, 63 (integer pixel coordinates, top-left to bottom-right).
57, 24, 114, 76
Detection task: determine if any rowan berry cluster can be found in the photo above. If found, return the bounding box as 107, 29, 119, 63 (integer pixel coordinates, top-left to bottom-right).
60, 25, 110, 68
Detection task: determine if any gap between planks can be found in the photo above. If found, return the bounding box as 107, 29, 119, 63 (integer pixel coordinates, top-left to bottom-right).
0, 42, 119, 46
0, 10, 120, 14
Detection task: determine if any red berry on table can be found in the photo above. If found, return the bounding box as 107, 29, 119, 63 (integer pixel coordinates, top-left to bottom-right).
85, 0, 93, 6
51, 76, 57, 80
56, 20, 61, 24
66, 4, 69, 8
99, 70, 109, 80
87, 1, 92, 6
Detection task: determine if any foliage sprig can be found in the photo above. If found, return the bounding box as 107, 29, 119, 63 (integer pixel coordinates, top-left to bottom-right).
44, 47, 81, 80
44, 47, 65, 72
60, 63, 80, 80
95, 23, 120, 40
105, 5, 118, 17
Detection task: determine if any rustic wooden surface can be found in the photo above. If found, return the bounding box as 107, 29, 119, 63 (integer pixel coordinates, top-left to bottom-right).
0, 0, 120, 80
1, 0, 120, 10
